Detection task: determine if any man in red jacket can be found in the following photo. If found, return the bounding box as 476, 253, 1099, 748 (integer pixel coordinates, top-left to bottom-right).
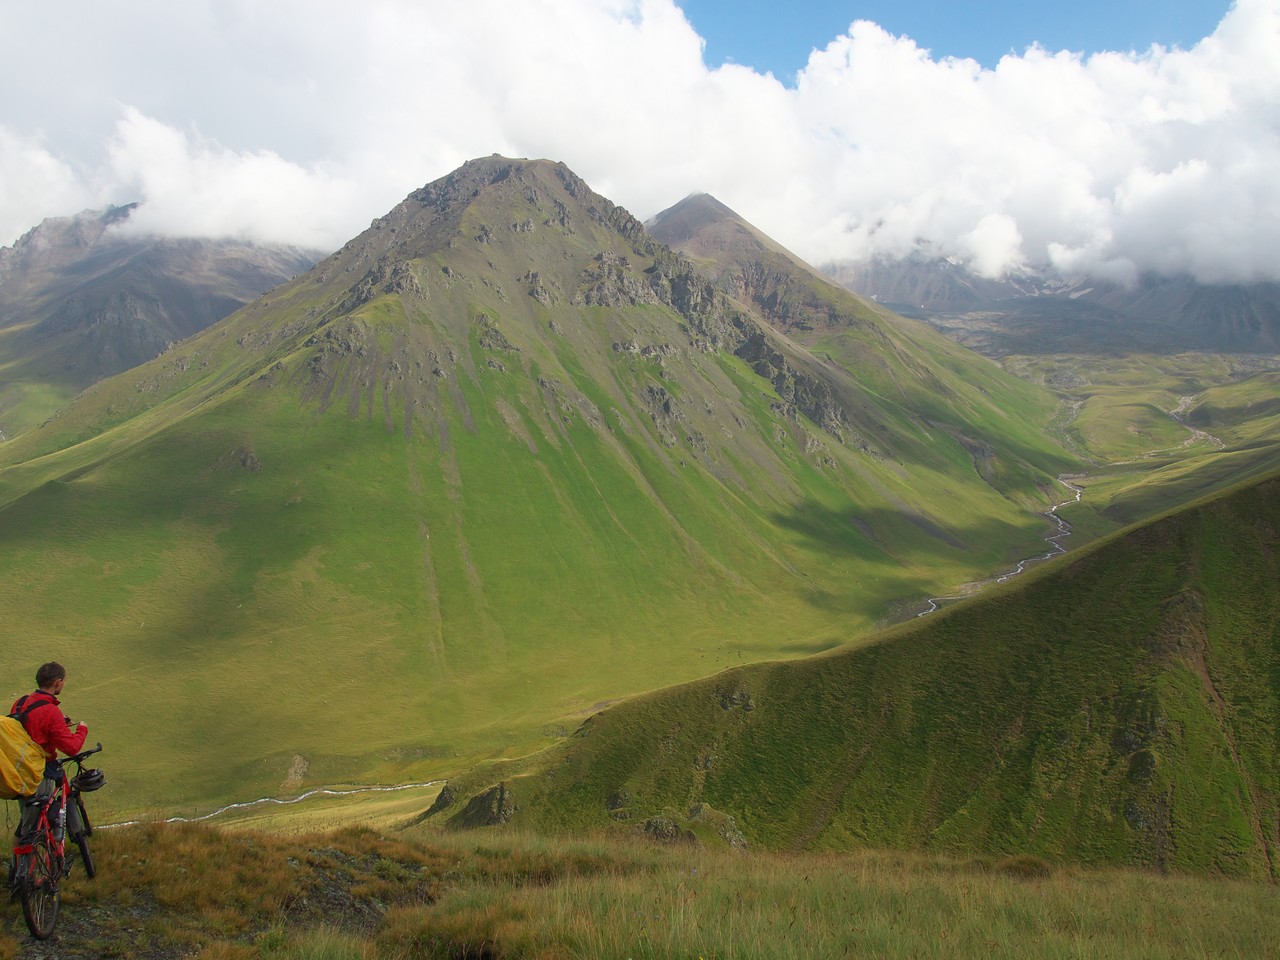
11, 662, 88, 845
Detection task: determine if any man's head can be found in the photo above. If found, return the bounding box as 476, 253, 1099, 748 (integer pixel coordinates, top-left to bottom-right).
36, 661, 66, 694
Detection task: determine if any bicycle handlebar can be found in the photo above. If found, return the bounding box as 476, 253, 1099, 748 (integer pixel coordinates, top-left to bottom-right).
59, 743, 103, 767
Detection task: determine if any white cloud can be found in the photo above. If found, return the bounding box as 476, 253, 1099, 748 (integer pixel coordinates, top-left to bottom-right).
0, 127, 99, 243
962, 214, 1025, 278
104, 108, 365, 249
774, 1, 1280, 282
1, 0, 1277, 284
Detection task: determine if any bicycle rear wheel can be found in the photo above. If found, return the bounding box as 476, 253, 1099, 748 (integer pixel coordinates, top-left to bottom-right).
20, 834, 60, 939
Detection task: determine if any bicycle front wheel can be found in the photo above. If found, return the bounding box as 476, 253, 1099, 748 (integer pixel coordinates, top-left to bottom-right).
74, 832, 96, 880
20, 834, 60, 939
72, 795, 97, 879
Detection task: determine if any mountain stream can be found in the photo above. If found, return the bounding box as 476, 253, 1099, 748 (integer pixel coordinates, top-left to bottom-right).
916, 476, 1083, 618
102, 780, 444, 830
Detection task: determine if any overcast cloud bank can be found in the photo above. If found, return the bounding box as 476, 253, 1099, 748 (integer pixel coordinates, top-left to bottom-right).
1, 0, 1277, 284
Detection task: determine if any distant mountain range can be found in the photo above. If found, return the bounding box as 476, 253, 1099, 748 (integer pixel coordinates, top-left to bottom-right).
6, 200, 1275, 447
828, 256, 1280, 355
0, 204, 320, 436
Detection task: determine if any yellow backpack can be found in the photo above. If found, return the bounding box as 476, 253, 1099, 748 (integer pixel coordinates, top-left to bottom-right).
1, 700, 48, 799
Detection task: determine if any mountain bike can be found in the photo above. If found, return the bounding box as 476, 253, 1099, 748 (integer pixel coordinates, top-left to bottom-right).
7, 743, 104, 940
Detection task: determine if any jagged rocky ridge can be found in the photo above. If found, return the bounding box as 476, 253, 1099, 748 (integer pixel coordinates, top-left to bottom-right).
284, 160, 869, 451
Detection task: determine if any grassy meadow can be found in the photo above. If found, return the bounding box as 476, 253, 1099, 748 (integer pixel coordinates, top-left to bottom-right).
0, 335, 1068, 818
3, 822, 1276, 960
429, 468, 1280, 878
0, 374, 74, 440
1000, 352, 1280, 537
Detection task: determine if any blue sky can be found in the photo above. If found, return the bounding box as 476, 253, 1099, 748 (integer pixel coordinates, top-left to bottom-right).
679, 0, 1232, 79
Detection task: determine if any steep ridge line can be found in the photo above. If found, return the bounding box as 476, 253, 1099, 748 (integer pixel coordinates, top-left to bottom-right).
1184, 627, 1276, 877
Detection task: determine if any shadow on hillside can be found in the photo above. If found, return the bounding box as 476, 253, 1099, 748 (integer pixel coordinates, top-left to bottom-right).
771, 498, 1054, 614
772, 499, 1010, 557
731, 636, 839, 658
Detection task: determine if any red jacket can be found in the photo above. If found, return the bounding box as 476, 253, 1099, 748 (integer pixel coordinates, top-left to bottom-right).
10, 691, 87, 761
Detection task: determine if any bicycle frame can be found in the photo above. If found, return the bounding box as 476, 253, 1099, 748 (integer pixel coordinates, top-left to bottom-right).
12, 778, 69, 872
9, 743, 101, 893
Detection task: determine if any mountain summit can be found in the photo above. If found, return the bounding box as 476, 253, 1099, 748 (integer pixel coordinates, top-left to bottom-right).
644, 193, 741, 249
0, 158, 1074, 812
648, 191, 856, 330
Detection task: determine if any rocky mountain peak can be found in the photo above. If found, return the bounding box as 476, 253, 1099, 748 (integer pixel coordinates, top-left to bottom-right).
306, 158, 668, 316
0, 204, 139, 287
646, 192, 881, 338
644, 193, 741, 247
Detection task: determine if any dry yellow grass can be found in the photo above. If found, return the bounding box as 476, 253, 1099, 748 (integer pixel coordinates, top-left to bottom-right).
6, 822, 1274, 960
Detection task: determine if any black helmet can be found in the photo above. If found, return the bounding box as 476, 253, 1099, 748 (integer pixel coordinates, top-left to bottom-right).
72, 768, 106, 793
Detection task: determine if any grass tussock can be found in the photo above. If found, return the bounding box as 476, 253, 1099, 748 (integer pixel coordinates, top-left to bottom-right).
381, 840, 1280, 960
2, 822, 443, 956
5, 822, 1276, 959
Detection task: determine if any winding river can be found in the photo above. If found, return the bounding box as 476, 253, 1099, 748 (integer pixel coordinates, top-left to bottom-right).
916, 476, 1083, 618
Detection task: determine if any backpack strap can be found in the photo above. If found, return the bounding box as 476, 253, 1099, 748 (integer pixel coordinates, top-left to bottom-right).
10, 694, 58, 725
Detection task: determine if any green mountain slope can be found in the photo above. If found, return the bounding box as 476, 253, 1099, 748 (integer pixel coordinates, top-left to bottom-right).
431, 467, 1280, 879
0, 158, 1074, 816
997, 353, 1280, 537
